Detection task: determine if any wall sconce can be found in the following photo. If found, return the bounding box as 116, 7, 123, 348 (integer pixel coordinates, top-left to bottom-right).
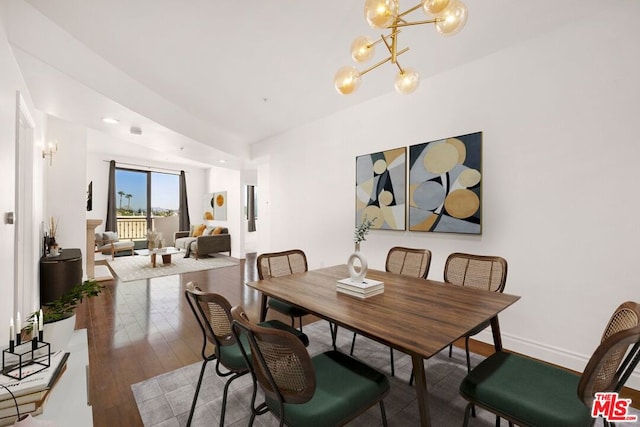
42, 141, 58, 166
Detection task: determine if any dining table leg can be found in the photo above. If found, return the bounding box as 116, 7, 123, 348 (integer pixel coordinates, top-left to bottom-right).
411, 354, 431, 427
490, 315, 503, 351
259, 294, 268, 322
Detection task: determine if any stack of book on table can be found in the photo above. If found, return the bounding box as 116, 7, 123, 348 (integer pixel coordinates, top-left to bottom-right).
337, 278, 384, 298
0, 351, 69, 426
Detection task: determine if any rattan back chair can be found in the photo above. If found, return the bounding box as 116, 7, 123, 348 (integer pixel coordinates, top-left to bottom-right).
184, 282, 248, 427
257, 249, 309, 331
460, 301, 640, 427
444, 252, 507, 292
231, 305, 390, 427
351, 246, 432, 378
578, 301, 640, 405
444, 252, 508, 372
385, 246, 432, 279
185, 282, 309, 427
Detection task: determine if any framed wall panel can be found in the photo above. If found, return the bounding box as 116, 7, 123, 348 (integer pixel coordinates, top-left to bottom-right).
409, 132, 482, 234
356, 147, 406, 230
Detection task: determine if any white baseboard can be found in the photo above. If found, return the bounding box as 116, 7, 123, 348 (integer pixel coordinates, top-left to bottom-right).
474, 329, 640, 390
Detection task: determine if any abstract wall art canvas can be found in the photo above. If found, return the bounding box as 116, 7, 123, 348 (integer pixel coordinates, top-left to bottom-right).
409, 132, 482, 234
356, 147, 406, 230
203, 191, 227, 221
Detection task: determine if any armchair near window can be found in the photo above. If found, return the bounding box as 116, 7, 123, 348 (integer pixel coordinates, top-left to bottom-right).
94, 231, 134, 260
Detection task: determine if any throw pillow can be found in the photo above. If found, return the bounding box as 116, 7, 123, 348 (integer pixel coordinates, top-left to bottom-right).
212, 227, 223, 235
204, 226, 215, 236
103, 231, 119, 242
193, 224, 206, 237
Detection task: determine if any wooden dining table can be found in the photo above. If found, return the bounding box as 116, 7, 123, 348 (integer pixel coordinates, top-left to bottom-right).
246, 264, 520, 427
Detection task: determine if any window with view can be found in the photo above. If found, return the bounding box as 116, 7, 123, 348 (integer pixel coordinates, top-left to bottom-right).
115, 168, 179, 246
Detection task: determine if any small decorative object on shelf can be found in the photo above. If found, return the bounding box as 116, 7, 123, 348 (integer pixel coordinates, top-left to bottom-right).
345, 216, 379, 285
3, 307, 53, 380
2, 335, 51, 381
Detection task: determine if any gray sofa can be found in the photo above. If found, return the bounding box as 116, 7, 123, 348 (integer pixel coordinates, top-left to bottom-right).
174, 226, 231, 258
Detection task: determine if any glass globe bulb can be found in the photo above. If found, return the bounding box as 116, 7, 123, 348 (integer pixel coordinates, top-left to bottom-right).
422, 0, 458, 18
351, 36, 375, 63
435, 1, 468, 36
364, 0, 399, 29
334, 66, 362, 95
394, 68, 420, 94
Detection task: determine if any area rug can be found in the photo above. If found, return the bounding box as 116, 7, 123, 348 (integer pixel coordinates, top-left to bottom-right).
107, 253, 237, 282
132, 321, 498, 426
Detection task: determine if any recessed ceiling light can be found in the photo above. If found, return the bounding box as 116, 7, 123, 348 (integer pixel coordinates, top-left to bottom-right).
219, 159, 227, 164
102, 117, 119, 124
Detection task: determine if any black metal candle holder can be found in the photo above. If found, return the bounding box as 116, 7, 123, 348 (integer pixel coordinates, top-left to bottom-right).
2, 340, 51, 380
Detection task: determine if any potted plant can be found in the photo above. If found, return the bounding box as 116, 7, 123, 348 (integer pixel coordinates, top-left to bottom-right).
348, 216, 377, 283
147, 228, 163, 250
25, 279, 103, 351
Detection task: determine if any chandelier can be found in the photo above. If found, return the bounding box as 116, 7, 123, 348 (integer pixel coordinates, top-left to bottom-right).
334, 0, 468, 95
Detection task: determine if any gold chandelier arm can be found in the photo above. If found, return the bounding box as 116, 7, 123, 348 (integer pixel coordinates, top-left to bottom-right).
392, 18, 439, 28
380, 31, 402, 66
396, 3, 423, 19
359, 47, 409, 76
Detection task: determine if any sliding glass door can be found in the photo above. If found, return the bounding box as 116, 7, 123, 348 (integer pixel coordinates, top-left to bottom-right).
115, 168, 179, 247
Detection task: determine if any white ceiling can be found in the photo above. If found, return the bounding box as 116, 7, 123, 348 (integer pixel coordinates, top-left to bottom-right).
5, 0, 605, 169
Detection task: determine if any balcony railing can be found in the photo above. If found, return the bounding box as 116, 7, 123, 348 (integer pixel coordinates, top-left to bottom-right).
116, 215, 180, 244
117, 216, 148, 240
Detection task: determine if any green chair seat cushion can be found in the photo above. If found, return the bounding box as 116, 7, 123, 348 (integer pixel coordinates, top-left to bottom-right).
268, 297, 309, 318
267, 350, 390, 426
218, 334, 251, 371
459, 351, 593, 427
219, 322, 310, 370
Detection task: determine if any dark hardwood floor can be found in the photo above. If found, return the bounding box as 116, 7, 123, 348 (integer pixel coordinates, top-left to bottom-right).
75, 253, 295, 426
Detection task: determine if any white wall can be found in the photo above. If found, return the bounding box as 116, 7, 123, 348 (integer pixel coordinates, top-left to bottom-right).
252, 5, 640, 387
205, 167, 242, 258
0, 4, 43, 328
45, 116, 87, 272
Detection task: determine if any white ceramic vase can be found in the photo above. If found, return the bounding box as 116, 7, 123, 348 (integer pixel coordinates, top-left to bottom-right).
43, 314, 76, 353
347, 243, 368, 283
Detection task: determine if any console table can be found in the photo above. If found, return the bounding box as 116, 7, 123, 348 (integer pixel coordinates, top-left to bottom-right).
40, 248, 83, 305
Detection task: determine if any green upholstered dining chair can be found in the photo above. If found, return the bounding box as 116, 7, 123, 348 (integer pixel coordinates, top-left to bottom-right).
231, 305, 391, 427
444, 252, 508, 373
459, 301, 640, 427
184, 282, 308, 427
257, 249, 310, 331
351, 246, 432, 377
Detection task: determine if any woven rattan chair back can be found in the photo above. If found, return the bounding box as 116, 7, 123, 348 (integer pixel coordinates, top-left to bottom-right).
231, 305, 315, 405
385, 246, 432, 279
577, 301, 640, 406
257, 249, 308, 280
185, 282, 236, 349
444, 253, 507, 292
